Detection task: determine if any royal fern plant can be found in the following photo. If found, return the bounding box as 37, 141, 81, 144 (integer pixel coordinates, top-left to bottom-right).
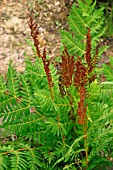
0, 0, 113, 169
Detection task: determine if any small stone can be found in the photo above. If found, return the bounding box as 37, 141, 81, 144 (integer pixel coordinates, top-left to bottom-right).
19, 59, 23, 63
55, 2, 60, 6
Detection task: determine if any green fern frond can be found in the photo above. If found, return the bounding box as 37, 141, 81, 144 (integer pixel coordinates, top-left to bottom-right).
109, 56, 113, 66
34, 89, 59, 112
102, 64, 113, 81
55, 141, 69, 157
68, 3, 87, 38
0, 75, 6, 95
87, 7, 104, 26
6, 62, 20, 98
10, 151, 27, 170
0, 144, 43, 170
0, 155, 8, 170
45, 117, 67, 137
26, 148, 42, 169
20, 74, 32, 106
98, 45, 108, 58
25, 39, 37, 55
25, 58, 49, 90
53, 135, 85, 167
61, 0, 105, 57
61, 30, 85, 56
92, 26, 107, 47
49, 63, 59, 91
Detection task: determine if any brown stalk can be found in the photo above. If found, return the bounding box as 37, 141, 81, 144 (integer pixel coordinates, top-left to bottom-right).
77, 86, 87, 124
59, 47, 75, 119
86, 28, 92, 68
29, 16, 54, 100
28, 16, 42, 58
86, 28, 99, 83
74, 58, 88, 124
42, 48, 54, 100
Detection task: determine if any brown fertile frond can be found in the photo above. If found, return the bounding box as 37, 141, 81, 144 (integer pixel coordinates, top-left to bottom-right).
60, 48, 75, 88
42, 48, 54, 88
74, 58, 88, 87
28, 16, 42, 58
88, 49, 98, 83
86, 28, 91, 68
91, 49, 98, 69
74, 58, 88, 124
86, 28, 99, 75
59, 77, 66, 97
77, 86, 87, 124
89, 74, 96, 83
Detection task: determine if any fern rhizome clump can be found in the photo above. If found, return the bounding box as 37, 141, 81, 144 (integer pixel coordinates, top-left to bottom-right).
0, 0, 113, 169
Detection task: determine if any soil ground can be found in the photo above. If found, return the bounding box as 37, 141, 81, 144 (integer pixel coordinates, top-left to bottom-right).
0, 0, 71, 73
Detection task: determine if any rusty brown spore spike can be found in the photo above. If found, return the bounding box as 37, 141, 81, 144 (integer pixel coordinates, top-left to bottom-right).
60, 47, 75, 88
28, 16, 42, 58
29, 16, 54, 97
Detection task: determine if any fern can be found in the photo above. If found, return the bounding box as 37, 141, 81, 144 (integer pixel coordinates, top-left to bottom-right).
0, 155, 8, 170
102, 64, 113, 81
0, 144, 43, 170
101, 56, 113, 107
0, 0, 113, 169
61, 0, 107, 58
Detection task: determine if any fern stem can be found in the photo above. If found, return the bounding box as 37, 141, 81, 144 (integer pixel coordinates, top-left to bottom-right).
83, 116, 88, 169
49, 86, 54, 100
0, 147, 35, 156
